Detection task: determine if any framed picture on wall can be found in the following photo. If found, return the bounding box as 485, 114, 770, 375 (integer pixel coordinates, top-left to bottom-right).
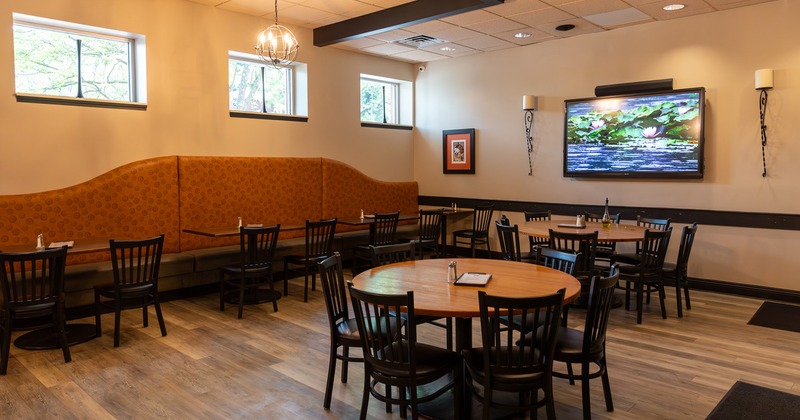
442, 128, 475, 174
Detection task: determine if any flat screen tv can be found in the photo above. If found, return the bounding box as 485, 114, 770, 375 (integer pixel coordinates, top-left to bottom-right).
563, 87, 705, 179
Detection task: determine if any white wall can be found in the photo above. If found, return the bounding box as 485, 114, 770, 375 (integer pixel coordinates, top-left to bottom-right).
414, 0, 800, 290
0, 0, 415, 194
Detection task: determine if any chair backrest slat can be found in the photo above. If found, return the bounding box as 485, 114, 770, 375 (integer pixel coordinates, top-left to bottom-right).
524, 210, 551, 249
584, 265, 620, 354
635, 216, 671, 254
472, 204, 495, 233
675, 223, 698, 276
535, 247, 578, 275
306, 218, 337, 258
241, 225, 280, 270
372, 211, 400, 246
548, 229, 598, 277
419, 210, 443, 242
369, 242, 415, 267
110, 234, 164, 291
318, 252, 349, 327
0, 247, 68, 308
348, 283, 412, 373
495, 222, 522, 262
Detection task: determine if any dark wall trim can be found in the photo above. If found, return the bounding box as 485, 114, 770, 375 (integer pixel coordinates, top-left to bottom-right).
361, 122, 413, 130
230, 111, 309, 122
690, 277, 800, 304
419, 196, 800, 231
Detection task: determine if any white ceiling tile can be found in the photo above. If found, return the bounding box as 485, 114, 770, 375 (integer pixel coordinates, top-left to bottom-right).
584, 7, 653, 28
633, 0, 716, 20
466, 18, 528, 35
420, 42, 476, 54
363, 43, 416, 55
440, 10, 498, 26
507, 6, 576, 27
706, 0, 777, 9
495, 27, 555, 45
457, 35, 516, 51
487, 0, 552, 17
390, 49, 449, 62
555, 0, 631, 16
427, 26, 484, 43
370, 28, 417, 42
403, 20, 459, 36
534, 18, 604, 37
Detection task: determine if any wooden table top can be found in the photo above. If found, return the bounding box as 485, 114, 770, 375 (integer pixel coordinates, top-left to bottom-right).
338, 213, 421, 226
1, 238, 110, 254
182, 224, 304, 238
518, 219, 648, 243
351, 258, 581, 318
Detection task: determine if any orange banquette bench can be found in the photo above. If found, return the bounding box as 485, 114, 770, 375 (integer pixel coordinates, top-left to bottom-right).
0, 156, 418, 310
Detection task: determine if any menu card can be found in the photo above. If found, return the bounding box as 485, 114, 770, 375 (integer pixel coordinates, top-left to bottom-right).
49, 241, 74, 248
454, 272, 492, 286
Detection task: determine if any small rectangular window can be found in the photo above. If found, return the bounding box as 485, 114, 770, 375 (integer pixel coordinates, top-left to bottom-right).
12, 14, 144, 106
360, 77, 399, 124
228, 58, 290, 114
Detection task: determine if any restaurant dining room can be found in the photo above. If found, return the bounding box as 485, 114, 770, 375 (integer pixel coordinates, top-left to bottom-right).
1, 0, 799, 418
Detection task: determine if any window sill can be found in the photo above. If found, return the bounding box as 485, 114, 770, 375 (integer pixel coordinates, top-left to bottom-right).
15, 93, 147, 110
230, 111, 308, 122
361, 122, 413, 131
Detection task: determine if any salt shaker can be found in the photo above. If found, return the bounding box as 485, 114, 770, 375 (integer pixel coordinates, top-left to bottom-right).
447, 261, 458, 283
238, 216, 242, 228
360, 209, 365, 219
35, 233, 45, 251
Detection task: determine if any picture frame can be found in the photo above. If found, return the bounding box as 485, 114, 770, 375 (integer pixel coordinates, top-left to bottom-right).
443, 128, 475, 174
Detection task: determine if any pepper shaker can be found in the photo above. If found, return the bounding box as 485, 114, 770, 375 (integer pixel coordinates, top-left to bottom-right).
35, 233, 45, 251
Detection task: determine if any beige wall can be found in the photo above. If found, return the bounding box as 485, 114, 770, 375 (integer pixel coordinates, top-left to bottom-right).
0, 0, 415, 195
414, 0, 800, 290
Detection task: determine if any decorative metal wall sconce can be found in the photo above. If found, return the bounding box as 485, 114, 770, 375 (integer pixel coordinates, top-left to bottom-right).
522, 95, 538, 175
755, 69, 773, 177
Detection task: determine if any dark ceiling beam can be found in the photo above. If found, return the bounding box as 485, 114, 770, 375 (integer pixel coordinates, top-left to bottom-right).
313, 0, 504, 47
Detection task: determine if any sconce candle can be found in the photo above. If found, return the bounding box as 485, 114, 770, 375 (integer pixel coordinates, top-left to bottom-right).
522, 95, 537, 111
755, 69, 773, 90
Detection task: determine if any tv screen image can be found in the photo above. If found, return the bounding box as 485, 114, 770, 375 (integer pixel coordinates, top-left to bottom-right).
564, 88, 705, 178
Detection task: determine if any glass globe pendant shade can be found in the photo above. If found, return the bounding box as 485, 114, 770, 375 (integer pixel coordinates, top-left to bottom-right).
255, 23, 298, 69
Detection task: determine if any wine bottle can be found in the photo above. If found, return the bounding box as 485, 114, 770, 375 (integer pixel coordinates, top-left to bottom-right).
601, 198, 611, 228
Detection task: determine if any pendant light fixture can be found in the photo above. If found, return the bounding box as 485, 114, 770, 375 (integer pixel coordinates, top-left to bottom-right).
255, 0, 299, 69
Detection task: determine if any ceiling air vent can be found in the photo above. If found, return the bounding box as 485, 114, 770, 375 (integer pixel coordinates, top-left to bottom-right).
395, 35, 446, 48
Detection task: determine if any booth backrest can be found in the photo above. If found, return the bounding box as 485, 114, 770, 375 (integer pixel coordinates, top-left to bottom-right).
177, 156, 323, 251
0, 156, 180, 265
321, 158, 419, 232
0, 156, 419, 263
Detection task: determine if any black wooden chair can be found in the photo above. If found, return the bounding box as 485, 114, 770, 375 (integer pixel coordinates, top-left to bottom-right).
452, 204, 494, 257
613, 216, 671, 265
584, 211, 621, 270
661, 223, 698, 317
0, 247, 70, 374
411, 209, 443, 259
524, 210, 551, 252
463, 289, 565, 420
612, 228, 672, 324
495, 221, 522, 262
543, 265, 619, 420
549, 229, 598, 308
284, 218, 337, 302
348, 282, 462, 420
94, 234, 167, 348
316, 252, 363, 409
370, 242, 454, 351
219, 225, 281, 318
352, 211, 400, 275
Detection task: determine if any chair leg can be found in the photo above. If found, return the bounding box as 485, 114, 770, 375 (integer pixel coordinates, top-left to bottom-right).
359, 367, 370, 420
114, 299, 122, 348
566, 362, 576, 385
446, 318, 453, 351
237, 277, 246, 319
1, 318, 12, 375
154, 293, 167, 337
675, 279, 684, 318
470, 237, 477, 258
142, 298, 149, 327
684, 277, 692, 310
341, 346, 349, 383
94, 290, 102, 338
324, 341, 337, 409
657, 281, 667, 319
624, 281, 631, 311
635, 282, 644, 324
303, 264, 310, 303
56, 305, 71, 363
581, 361, 591, 420
600, 356, 614, 412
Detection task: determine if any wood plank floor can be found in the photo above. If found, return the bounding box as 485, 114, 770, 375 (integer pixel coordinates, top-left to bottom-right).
2, 276, 799, 419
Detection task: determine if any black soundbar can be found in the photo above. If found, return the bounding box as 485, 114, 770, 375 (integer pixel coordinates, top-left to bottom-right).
595, 79, 674, 97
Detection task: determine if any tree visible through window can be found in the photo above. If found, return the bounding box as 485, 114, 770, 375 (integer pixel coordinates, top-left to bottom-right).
13, 23, 134, 101
229, 58, 289, 114
361, 78, 398, 124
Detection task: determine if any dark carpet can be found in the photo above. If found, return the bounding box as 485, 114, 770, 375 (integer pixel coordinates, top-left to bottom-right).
747, 301, 800, 333
707, 381, 800, 420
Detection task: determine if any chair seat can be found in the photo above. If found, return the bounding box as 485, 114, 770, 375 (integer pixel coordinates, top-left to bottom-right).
463, 347, 545, 385
661, 262, 677, 276
284, 254, 329, 265
612, 252, 641, 265
95, 283, 153, 297
379, 340, 460, 378
453, 229, 488, 238
552, 326, 604, 360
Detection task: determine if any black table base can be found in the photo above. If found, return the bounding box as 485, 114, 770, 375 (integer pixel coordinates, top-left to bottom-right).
14, 323, 97, 350
223, 289, 281, 305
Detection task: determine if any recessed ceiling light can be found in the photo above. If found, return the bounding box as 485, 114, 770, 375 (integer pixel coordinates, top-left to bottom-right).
555, 24, 576, 32
663, 4, 686, 11
514, 32, 532, 39
440, 46, 456, 52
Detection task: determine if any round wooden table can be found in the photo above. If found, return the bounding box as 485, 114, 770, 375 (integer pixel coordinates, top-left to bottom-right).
351, 258, 581, 351
518, 219, 647, 242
